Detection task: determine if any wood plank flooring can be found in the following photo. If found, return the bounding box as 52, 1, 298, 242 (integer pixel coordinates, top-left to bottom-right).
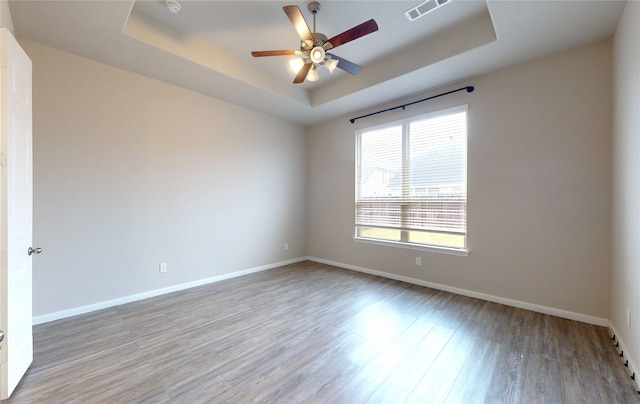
6, 261, 640, 403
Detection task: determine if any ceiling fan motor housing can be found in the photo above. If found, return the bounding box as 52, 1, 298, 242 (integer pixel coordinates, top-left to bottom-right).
301, 32, 327, 51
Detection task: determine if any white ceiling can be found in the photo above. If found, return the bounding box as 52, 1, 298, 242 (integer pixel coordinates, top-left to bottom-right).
8, 0, 626, 126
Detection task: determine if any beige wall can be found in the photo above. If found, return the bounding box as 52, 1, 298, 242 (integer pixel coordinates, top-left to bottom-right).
307, 40, 612, 321
0, 0, 14, 35
612, 0, 640, 376
23, 40, 307, 318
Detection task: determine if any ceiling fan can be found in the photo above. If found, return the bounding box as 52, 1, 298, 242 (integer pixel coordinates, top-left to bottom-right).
251, 2, 379, 84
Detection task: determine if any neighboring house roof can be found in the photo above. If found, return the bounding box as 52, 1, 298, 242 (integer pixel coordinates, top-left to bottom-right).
387, 136, 466, 189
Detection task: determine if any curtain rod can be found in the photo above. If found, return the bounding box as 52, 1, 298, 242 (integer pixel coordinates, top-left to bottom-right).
349, 85, 474, 124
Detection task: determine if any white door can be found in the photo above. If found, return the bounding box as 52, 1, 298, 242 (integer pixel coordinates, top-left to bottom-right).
0, 27, 34, 400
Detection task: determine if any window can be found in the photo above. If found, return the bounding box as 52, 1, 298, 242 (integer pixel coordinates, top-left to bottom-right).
355, 105, 467, 252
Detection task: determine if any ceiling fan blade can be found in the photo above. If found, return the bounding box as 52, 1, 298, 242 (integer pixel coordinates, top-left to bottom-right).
293, 63, 312, 84
251, 50, 299, 57
324, 19, 378, 50
283, 5, 314, 42
326, 53, 362, 75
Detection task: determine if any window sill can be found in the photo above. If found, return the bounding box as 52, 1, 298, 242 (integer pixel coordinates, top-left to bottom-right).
353, 237, 469, 257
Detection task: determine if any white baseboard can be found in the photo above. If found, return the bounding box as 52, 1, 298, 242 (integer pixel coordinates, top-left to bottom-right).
307, 256, 610, 327
35, 255, 610, 328
32, 257, 307, 325
609, 323, 640, 393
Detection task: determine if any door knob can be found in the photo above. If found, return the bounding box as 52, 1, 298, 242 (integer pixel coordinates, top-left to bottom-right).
28, 247, 42, 256
0, 330, 4, 343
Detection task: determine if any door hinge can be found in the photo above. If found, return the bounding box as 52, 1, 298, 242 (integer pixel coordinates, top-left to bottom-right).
0, 153, 6, 167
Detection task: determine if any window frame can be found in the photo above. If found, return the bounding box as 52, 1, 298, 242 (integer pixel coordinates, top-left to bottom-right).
354, 105, 469, 256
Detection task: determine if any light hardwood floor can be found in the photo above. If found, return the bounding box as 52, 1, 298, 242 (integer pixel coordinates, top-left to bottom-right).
6, 261, 640, 403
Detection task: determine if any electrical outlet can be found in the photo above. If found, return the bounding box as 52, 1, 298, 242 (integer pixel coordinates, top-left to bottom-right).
284, 243, 289, 251
627, 309, 631, 328
416, 257, 422, 266
159, 263, 168, 273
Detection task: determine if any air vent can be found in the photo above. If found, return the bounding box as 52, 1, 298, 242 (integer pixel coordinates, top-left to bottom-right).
405, 0, 450, 22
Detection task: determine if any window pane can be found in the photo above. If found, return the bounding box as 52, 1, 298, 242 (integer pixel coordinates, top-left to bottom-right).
355, 201, 402, 229
406, 200, 466, 233
409, 112, 467, 200
357, 226, 402, 242
408, 230, 465, 249
357, 126, 402, 198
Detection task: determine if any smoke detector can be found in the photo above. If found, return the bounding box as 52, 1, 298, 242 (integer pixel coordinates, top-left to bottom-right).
165, 0, 181, 14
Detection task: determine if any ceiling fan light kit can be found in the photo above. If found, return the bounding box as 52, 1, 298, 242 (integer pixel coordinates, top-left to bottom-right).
251, 2, 379, 84
307, 66, 319, 81
310, 46, 325, 64
289, 58, 305, 74
325, 58, 339, 73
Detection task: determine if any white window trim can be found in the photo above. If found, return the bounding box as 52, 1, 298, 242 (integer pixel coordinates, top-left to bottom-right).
354, 104, 469, 255
353, 235, 470, 256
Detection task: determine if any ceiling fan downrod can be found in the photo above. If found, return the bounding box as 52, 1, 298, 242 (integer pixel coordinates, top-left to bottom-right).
307, 2, 327, 66
309, 2, 320, 34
